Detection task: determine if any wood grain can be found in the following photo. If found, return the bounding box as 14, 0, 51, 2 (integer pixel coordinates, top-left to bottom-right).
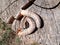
0, 0, 60, 45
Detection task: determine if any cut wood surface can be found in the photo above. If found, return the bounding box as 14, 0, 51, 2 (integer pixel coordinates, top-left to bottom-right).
0, 0, 60, 45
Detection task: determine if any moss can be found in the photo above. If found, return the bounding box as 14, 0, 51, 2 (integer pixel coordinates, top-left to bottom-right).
0, 18, 16, 45
0, 18, 22, 45
15, 36, 22, 45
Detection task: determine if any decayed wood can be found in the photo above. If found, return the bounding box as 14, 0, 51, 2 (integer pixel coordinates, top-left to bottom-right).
0, 0, 60, 45
6, 16, 15, 24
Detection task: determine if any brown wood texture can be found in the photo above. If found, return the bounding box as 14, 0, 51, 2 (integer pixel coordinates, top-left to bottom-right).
0, 0, 60, 45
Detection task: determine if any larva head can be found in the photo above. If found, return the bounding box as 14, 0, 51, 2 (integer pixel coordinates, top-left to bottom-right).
17, 28, 23, 37
17, 28, 22, 33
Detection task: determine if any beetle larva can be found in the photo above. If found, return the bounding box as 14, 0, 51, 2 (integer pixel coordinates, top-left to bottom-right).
21, 10, 41, 28
17, 17, 36, 37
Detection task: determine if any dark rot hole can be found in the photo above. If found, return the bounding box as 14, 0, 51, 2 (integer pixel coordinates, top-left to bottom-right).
25, 21, 29, 29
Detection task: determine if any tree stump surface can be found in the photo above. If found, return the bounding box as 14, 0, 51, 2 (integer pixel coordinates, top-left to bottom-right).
0, 0, 60, 45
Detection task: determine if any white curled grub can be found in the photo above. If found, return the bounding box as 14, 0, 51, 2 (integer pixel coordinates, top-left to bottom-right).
18, 17, 36, 37
21, 10, 41, 28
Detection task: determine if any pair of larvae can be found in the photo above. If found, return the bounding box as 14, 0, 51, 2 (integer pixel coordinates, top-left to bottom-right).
7, 10, 41, 37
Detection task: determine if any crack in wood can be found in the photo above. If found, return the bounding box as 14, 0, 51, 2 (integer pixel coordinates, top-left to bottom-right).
21, 0, 35, 10
34, 1, 60, 9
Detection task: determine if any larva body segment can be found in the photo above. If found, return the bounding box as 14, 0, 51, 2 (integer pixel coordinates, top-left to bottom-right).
21, 10, 41, 28
20, 16, 27, 29
11, 20, 17, 32
18, 17, 36, 36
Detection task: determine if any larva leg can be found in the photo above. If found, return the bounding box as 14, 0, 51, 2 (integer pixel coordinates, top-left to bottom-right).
21, 10, 41, 28
18, 17, 36, 37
